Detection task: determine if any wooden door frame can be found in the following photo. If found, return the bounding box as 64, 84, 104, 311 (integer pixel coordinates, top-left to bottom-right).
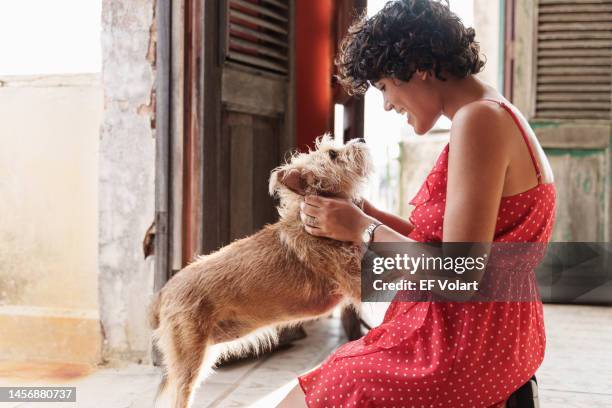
201, 0, 224, 255
154, 0, 171, 294
155, 0, 206, 292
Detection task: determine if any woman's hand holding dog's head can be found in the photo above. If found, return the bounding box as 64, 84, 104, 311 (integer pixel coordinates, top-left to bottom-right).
300, 194, 376, 243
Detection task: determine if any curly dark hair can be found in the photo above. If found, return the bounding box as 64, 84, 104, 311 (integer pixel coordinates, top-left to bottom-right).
335, 0, 486, 95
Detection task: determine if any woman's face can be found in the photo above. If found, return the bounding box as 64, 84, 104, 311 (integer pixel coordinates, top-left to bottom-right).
373, 72, 442, 135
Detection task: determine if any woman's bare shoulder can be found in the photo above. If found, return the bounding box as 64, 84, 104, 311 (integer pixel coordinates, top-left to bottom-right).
449, 99, 515, 161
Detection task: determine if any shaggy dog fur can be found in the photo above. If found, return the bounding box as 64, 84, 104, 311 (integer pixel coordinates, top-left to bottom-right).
148, 134, 373, 408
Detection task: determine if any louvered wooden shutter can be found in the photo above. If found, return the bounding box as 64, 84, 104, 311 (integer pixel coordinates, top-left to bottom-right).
224, 0, 290, 75
535, 0, 612, 120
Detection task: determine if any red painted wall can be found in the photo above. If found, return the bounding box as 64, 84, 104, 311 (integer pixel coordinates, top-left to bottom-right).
295, 0, 333, 151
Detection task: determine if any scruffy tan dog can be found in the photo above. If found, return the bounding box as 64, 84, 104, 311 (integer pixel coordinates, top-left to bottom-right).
148, 134, 372, 408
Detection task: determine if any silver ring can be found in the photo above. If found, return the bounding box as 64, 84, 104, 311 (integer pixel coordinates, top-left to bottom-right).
305, 215, 318, 227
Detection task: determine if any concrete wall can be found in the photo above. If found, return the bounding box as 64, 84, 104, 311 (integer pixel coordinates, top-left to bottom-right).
0, 0, 157, 365
98, 0, 157, 363
0, 74, 103, 364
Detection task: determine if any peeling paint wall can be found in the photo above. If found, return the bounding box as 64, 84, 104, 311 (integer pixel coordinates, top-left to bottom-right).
99, 0, 156, 363
547, 149, 609, 242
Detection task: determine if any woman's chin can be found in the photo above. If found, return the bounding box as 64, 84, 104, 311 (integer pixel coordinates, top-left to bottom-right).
411, 122, 428, 136
407, 116, 427, 135
410, 118, 434, 136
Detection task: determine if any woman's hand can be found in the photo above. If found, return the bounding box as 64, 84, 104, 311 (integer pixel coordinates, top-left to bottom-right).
299, 195, 377, 243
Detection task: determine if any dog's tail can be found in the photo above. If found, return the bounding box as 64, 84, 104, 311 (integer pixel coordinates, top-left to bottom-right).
148, 291, 162, 330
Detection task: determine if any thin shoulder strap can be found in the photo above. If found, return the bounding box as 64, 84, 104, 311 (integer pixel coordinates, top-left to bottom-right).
480, 98, 542, 184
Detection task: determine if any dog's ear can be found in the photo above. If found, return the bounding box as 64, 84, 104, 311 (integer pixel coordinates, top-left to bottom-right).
269, 169, 283, 196
269, 168, 301, 196
270, 168, 314, 196
279, 169, 307, 196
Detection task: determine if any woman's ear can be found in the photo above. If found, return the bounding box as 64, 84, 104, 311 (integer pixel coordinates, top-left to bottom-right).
416, 69, 429, 80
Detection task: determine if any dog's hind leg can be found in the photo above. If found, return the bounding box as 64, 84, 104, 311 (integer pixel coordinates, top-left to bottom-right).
154, 320, 214, 408
153, 371, 171, 408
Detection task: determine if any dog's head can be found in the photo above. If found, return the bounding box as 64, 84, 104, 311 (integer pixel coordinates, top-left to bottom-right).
269, 133, 373, 217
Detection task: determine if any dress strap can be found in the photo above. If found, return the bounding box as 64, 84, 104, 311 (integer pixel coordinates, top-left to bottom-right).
479, 98, 543, 184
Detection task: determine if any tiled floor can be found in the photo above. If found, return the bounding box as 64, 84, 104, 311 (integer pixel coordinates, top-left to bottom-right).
536, 304, 612, 407
0, 304, 610, 407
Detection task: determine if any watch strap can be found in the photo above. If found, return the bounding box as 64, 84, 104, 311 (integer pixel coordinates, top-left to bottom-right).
364, 221, 382, 247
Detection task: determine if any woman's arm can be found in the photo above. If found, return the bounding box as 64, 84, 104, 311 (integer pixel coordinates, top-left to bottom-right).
362, 199, 415, 238
299, 195, 487, 300
444, 102, 510, 243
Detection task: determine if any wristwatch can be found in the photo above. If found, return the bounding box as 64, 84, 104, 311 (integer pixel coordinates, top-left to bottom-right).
361, 221, 382, 247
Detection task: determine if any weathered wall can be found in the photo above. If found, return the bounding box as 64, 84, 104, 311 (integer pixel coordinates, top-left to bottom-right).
546, 147, 610, 242
510, 0, 611, 243
0, 74, 103, 364
473, 0, 502, 90
399, 135, 450, 219
99, 0, 156, 363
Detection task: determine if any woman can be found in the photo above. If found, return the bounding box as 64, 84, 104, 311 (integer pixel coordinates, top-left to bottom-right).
277, 0, 556, 407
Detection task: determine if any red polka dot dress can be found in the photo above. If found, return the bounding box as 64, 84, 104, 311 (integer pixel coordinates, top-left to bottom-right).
297, 99, 557, 407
